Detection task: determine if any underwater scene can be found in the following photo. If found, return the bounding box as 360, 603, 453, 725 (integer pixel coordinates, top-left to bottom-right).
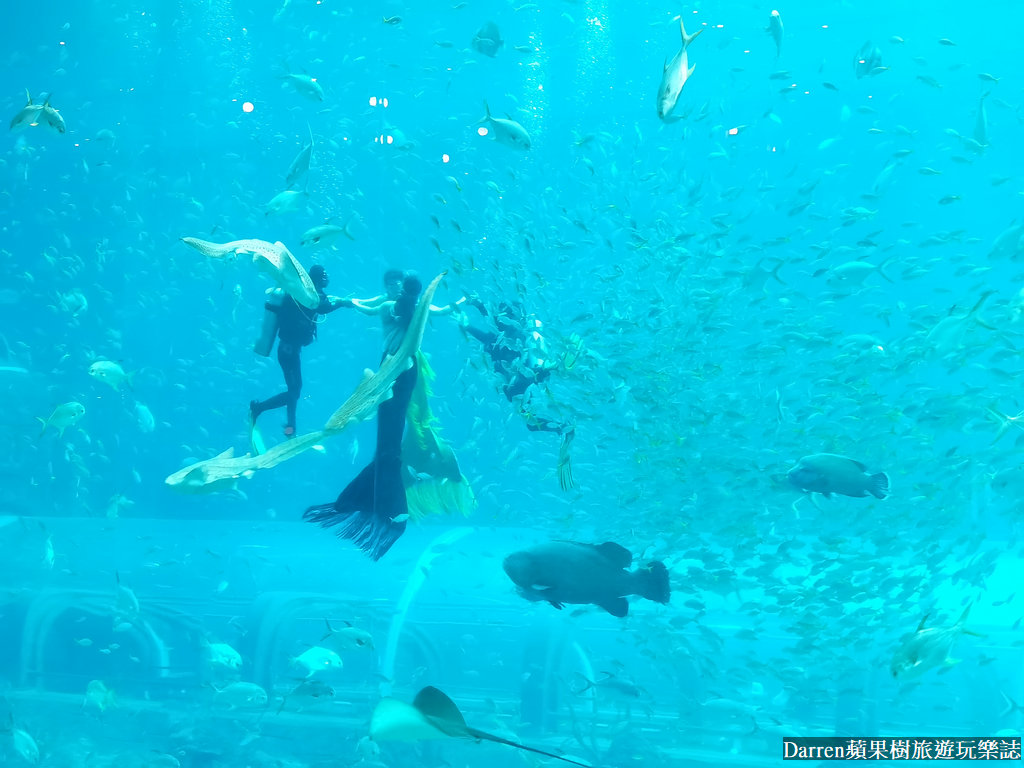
2, 0, 1024, 765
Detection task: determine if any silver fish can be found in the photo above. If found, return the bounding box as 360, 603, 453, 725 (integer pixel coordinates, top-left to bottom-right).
656, 18, 703, 121
285, 124, 313, 188
279, 73, 324, 101
480, 101, 531, 149
10, 89, 66, 134
766, 10, 783, 57
301, 222, 354, 248
891, 605, 980, 680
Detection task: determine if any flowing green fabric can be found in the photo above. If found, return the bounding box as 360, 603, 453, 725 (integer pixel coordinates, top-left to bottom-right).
402, 351, 476, 520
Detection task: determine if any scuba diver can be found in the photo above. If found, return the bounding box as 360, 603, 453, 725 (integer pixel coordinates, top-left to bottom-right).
457, 297, 577, 490
303, 271, 438, 561
250, 264, 351, 438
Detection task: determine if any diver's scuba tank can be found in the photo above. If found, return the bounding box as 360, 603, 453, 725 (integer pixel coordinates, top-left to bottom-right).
254, 288, 284, 356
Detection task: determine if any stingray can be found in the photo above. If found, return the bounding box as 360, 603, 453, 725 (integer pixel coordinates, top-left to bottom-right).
370, 686, 590, 767
181, 237, 319, 309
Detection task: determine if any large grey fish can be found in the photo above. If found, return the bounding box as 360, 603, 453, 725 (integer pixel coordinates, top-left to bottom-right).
503, 541, 670, 618
10, 90, 66, 134
787, 453, 889, 499
656, 17, 703, 121
472, 21, 503, 57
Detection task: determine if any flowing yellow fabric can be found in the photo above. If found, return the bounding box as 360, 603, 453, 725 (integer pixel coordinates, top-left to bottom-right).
402, 351, 476, 520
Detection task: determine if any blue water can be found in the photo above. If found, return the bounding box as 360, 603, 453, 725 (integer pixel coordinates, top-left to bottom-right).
2, 0, 1024, 765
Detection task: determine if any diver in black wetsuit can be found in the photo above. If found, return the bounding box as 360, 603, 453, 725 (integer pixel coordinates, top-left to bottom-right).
303, 271, 424, 561
459, 298, 570, 434
458, 296, 577, 490
250, 265, 350, 437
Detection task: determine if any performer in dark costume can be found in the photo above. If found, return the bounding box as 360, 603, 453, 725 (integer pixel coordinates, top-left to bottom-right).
303, 271, 423, 561
250, 265, 350, 436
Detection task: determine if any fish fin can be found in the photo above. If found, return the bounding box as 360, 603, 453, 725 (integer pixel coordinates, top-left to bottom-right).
635, 561, 671, 604
916, 613, 930, 631
320, 617, 335, 640
680, 18, 703, 48
962, 630, 985, 637
868, 472, 890, 499
820, 491, 832, 499
548, 600, 564, 610
687, 62, 696, 79
24, 89, 32, 105
215, 447, 235, 459
1001, 691, 1023, 717
593, 541, 632, 568
597, 597, 629, 618
413, 686, 469, 733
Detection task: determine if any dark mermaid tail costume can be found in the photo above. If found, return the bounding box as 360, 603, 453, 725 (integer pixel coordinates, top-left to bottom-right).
303, 358, 418, 561
303, 273, 426, 561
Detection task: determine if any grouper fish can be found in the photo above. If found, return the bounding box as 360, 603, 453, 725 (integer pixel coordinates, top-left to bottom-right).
503, 541, 671, 617
787, 453, 890, 499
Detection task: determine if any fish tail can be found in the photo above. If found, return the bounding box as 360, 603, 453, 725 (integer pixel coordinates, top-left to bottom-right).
956, 603, 986, 637
867, 472, 889, 499
635, 560, 671, 604
680, 18, 703, 48
1001, 691, 1024, 717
